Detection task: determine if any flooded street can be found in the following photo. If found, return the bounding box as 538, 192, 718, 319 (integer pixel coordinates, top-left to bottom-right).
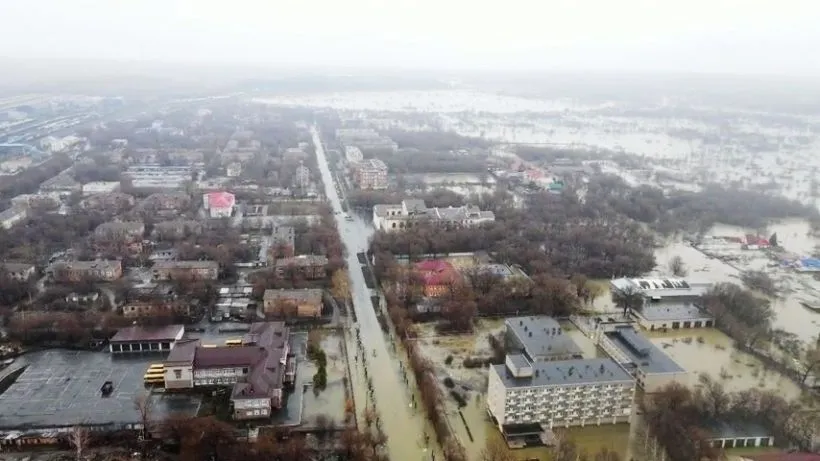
313, 126, 439, 461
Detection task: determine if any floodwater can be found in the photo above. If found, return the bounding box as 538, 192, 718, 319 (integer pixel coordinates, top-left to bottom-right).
313, 126, 441, 461
647, 328, 803, 400
300, 332, 348, 427
654, 219, 820, 344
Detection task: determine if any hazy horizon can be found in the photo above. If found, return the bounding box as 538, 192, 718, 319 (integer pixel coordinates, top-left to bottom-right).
1, 0, 818, 76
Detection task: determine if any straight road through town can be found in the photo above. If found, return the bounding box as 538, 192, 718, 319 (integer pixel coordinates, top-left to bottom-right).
312, 126, 437, 461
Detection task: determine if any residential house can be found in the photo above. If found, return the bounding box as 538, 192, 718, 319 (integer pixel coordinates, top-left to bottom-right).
203, 191, 235, 218
274, 255, 328, 280
135, 193, 191, 218
414, 259, 461, 297
52, 260, 122, 282
263, 289, 324, 318
93, 221, 145, 254
79, 192, 136, 213
152, 260, 219, 281
152, 220, 203, 240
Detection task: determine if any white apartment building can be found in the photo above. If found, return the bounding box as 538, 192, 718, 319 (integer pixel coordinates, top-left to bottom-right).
487, 355, 635, 439
373, 199, 495, 232
124, 164, 192, 190
81, 181, 121, 196
353, 158, 388, 190
0, 207, 27, 229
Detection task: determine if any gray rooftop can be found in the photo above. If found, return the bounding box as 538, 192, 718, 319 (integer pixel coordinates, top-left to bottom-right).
0, 350, 201, 430
506, 316, 583, 359
638, 303, 713, 322
704, 420, 772, 439
605, 327, 684, 374
610, 277, 711, 298
494, 358, 633, 388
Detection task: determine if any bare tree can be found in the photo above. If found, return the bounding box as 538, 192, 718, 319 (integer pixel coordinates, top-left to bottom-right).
668, 255, 688, 277
134, 390, 155, 460
480, 437, 515, 461
68, 425, 91, 461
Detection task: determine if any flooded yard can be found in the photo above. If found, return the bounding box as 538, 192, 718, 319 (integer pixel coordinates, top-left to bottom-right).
654, 219, 820, 344
300, 331, 348, 428
647, 328, 803, 400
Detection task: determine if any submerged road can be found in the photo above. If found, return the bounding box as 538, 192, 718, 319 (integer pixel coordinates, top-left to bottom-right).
312, 126, 435, 461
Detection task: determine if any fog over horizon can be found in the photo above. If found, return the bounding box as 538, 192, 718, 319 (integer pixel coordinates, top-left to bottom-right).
0, 0, 817, 76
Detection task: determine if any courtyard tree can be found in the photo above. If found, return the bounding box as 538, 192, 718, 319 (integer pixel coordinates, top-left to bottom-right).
479, 438, 515, 461
668, 255, 688, 277
68, 425, 92, 461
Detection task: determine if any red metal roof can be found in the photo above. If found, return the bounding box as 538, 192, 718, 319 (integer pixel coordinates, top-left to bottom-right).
207, 191, 235, 209
414, 259, 459, 286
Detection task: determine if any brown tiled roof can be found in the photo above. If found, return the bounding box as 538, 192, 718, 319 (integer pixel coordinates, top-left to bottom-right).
110, 324, 184, 343
154, 260, 219, 270
232, 322, 288, 399
194, 346, 264, 368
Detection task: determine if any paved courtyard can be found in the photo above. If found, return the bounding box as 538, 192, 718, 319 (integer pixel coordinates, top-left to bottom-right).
0, 350, 201, 430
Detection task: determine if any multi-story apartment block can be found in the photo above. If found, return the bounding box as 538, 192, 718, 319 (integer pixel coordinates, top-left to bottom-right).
373, 199, 495, 232
505, 316, 583, 362
263, 288, 324, 318
274, 255, 328, 280
610, 277, 713, 330
163, 322, 293, 420
270, 225, 295, 258
52, 260, 122, 282
124, 164, 191, 190
487, 355, 635, 438
152, 260, 219, 281
226, 162, 242, 177
203, 191, 235, 218
353, 158, 388, 190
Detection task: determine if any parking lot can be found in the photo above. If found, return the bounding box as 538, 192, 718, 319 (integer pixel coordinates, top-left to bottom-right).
0, 350, 201, 430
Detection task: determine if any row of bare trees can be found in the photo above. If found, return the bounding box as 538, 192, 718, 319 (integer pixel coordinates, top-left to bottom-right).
643, 376, 820, 461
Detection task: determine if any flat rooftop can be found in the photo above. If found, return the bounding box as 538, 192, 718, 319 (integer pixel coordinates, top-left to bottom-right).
610, 277, 711, 298
605, 327, 684, 374
637, 303, 713, 322
110, 325, 184, 343
0, 350, 201, 430
506, 316, 583, 359
495, 358, 633, 388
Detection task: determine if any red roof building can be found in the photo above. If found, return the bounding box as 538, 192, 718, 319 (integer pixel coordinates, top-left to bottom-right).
414, 259, 461, 297
204, 191, 235, 218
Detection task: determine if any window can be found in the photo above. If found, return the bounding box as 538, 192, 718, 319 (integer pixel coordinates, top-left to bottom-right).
243, 367, 249, 374
174, 369, 182, 379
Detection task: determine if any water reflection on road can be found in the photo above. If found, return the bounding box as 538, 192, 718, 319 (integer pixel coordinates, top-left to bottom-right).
312, 126, 436, 461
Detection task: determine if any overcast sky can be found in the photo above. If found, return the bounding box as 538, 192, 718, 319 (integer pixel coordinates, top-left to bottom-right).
0, 0, 816, 75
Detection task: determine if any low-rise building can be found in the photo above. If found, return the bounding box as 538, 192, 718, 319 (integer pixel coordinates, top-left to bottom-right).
163, 322, 292, 419
122, 300, 192, 320
596, 325, 687, 392
414, 259, 461, 297
152, 261, 219, 281
125, 164, 191, 190
344, 146, 364, 163
135, 192, 191, 218
81, 181, 121, 196
203, 191, 235, 218
0, 207, 27, 229
39, 174, 81, 194
0, 262, 36, 281
705, 421, 774, 449
610, 277, 714, 330
373, 199, 495, 232
226, 162, 242, 177
152, 219, 203, 240
487, 355, 635, 441
274, 255, 328, 280
353, 158, 388, 190
109, 324, 185, 354
505, 316, 583, 362
263, 288, 324, 318
79, 192, 135, 213
52, 260, 122, 282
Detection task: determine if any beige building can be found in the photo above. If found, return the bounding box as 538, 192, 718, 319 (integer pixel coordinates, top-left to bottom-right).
152, 261, 219, 281
263, 288, 323, 318
52, 260, 122, 282
353, 158, 388, 190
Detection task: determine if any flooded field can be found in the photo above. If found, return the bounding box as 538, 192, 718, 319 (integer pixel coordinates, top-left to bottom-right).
647, 328, 803, 400
654, 219, 820, 344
